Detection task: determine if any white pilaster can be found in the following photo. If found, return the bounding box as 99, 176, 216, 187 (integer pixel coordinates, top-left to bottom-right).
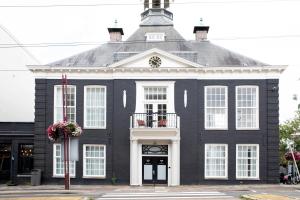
171, 139, 180, 186
130, 138, 139, 185
149, 0, 153, 8
161, 0, 164, 8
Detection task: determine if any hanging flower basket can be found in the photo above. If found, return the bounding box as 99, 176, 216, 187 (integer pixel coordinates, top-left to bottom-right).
285, 151, 300, 161
47, 121, 83, 142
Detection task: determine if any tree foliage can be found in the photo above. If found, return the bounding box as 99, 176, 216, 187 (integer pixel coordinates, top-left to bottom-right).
279, 111, 300, 165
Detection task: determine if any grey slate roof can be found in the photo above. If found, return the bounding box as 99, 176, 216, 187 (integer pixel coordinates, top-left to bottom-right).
49, 12, 267, 67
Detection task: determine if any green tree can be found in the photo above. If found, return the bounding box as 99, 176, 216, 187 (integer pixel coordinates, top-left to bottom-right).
279, 111, 300, 165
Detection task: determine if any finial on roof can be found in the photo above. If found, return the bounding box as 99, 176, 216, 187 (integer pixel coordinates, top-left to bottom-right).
199, 18, 205, 26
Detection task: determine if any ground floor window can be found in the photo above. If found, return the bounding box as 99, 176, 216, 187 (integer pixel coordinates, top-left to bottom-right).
205, 144, 228, 179
53, 143, 76, 177
83, 144, 106, 178
18, 144, 33, 174
236, 144, 259, 179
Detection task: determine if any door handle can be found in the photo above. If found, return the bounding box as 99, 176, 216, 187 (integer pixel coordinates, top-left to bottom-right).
152, 170, 155, 175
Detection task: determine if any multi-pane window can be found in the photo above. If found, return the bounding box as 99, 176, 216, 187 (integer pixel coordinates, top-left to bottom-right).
144, 87, 167, 100
236, 86, 259, 129
84, 86, 106, 129
205, 86, 228, 129
205, 144, 228, 179
236, 144, 259, 179
54, 85, 76, 123
53, 144, 75, 177
83, 145, 106, 177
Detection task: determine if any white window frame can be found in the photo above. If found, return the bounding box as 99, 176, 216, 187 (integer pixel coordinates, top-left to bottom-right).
204, 144, 228, 179
84, 85, 107, 129
235, 85, 259, 130
53, 85, 76, 123
204, 86, 228, 130
236, 144, 260, 180
52, 143, 76, 178
83, 144, 106, 178
145, 32, 165, 41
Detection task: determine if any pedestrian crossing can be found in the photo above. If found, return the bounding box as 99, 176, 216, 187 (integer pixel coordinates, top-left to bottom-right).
97, 191, 234, 199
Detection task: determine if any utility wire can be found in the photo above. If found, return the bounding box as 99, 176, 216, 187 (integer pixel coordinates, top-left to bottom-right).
0, 0, 299, 8
0, 34, 300, 48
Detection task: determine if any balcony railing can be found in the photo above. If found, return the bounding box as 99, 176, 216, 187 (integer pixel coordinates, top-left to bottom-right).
130, 113, 180, 129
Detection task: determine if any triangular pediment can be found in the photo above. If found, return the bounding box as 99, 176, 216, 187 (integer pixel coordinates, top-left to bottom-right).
108, 48, 204, 69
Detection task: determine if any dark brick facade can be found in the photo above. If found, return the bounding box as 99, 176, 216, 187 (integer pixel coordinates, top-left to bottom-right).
33, 78, 279, 184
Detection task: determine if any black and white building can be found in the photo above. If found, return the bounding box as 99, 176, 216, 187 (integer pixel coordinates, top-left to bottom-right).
29, 0, 286, 185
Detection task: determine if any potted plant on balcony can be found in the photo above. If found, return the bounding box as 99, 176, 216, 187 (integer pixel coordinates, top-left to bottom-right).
158, 119, 167, 127
137, 119, 146, 127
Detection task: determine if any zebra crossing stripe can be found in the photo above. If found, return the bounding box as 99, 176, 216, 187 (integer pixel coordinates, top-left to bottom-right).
97, 196, 233, 200
98, 191, 234, 199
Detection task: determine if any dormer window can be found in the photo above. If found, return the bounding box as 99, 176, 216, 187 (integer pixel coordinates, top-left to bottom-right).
146, 33, 165, 41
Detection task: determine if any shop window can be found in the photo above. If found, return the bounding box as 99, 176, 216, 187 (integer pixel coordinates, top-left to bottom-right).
18, 144, 34, 174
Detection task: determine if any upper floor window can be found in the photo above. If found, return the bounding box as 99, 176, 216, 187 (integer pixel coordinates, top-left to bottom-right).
205, 144, 228, 179
84, 86, 106, 129
146, 33, 165, 41
236, 144, 259, 179
236, 86, 259, 129
54, 85, 76, 123
205, 86, 228, 129
144, 87, 167, 101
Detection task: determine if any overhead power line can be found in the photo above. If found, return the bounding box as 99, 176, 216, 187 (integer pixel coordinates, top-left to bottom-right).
0, 34, 300, 48
0, 0, 299, 8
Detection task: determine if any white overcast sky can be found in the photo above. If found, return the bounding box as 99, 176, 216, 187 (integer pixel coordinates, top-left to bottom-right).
0, 0, 300, 122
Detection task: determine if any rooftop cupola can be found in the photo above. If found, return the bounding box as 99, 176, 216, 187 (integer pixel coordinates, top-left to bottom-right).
141, 0, 174, 26
107, 20, 124, 42
193, 18, 210, 41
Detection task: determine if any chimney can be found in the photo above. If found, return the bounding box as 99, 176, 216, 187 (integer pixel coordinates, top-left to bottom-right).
193, 18, 209, 41
108, 20, 124, 42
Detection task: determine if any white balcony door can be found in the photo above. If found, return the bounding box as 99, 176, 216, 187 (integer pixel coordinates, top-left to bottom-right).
145, 103, 167, 127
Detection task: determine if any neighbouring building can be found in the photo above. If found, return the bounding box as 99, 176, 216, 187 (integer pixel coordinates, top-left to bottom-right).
0, 24, 39, 183
29, 0, 286, 185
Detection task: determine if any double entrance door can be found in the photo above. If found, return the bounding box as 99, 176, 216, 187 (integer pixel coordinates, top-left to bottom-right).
142, 156, 168, 184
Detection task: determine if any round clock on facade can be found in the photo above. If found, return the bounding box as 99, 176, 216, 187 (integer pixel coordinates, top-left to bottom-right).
149, 56, 162, 68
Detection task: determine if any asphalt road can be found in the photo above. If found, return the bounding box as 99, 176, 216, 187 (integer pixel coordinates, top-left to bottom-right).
0, 184, 299, 200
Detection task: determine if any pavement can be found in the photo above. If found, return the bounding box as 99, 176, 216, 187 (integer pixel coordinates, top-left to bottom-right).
0, 184, 299, 200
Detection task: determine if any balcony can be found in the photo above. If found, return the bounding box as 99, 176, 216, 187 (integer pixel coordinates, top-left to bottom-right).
130, 113, 180, 129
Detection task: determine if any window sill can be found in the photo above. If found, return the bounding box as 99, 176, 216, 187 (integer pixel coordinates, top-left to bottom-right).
205, 128, 228, 131
236, 128, 260, 131
204, 177, 228, 180
84, 127, 106, 130
52, 175, 76, 178
236, 177, 260, 180
82, 176, 106, 179
17, 174, 31, 178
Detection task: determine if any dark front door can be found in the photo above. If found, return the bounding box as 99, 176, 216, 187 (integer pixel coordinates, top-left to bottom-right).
142, 156, 168, 184
0, 144, 11, 183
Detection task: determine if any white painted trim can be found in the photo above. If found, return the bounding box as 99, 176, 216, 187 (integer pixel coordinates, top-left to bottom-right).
83, 85, 107, 129
236, 144, 260, 180
28, 65, 286, 80
83, 144, 106, 178
52, 143, 76, 178
135, 81, 175, 114
204, 144, 228, 179
235, 85, 259, 130
107, 48, 204, 68
53, 85, 76, 123
204, 86, 228, 130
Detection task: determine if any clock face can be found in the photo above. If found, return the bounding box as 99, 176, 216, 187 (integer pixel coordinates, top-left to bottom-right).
149, 56, 162, 68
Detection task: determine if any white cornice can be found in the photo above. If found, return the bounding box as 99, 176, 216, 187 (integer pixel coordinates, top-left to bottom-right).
27, 65, 287, 80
